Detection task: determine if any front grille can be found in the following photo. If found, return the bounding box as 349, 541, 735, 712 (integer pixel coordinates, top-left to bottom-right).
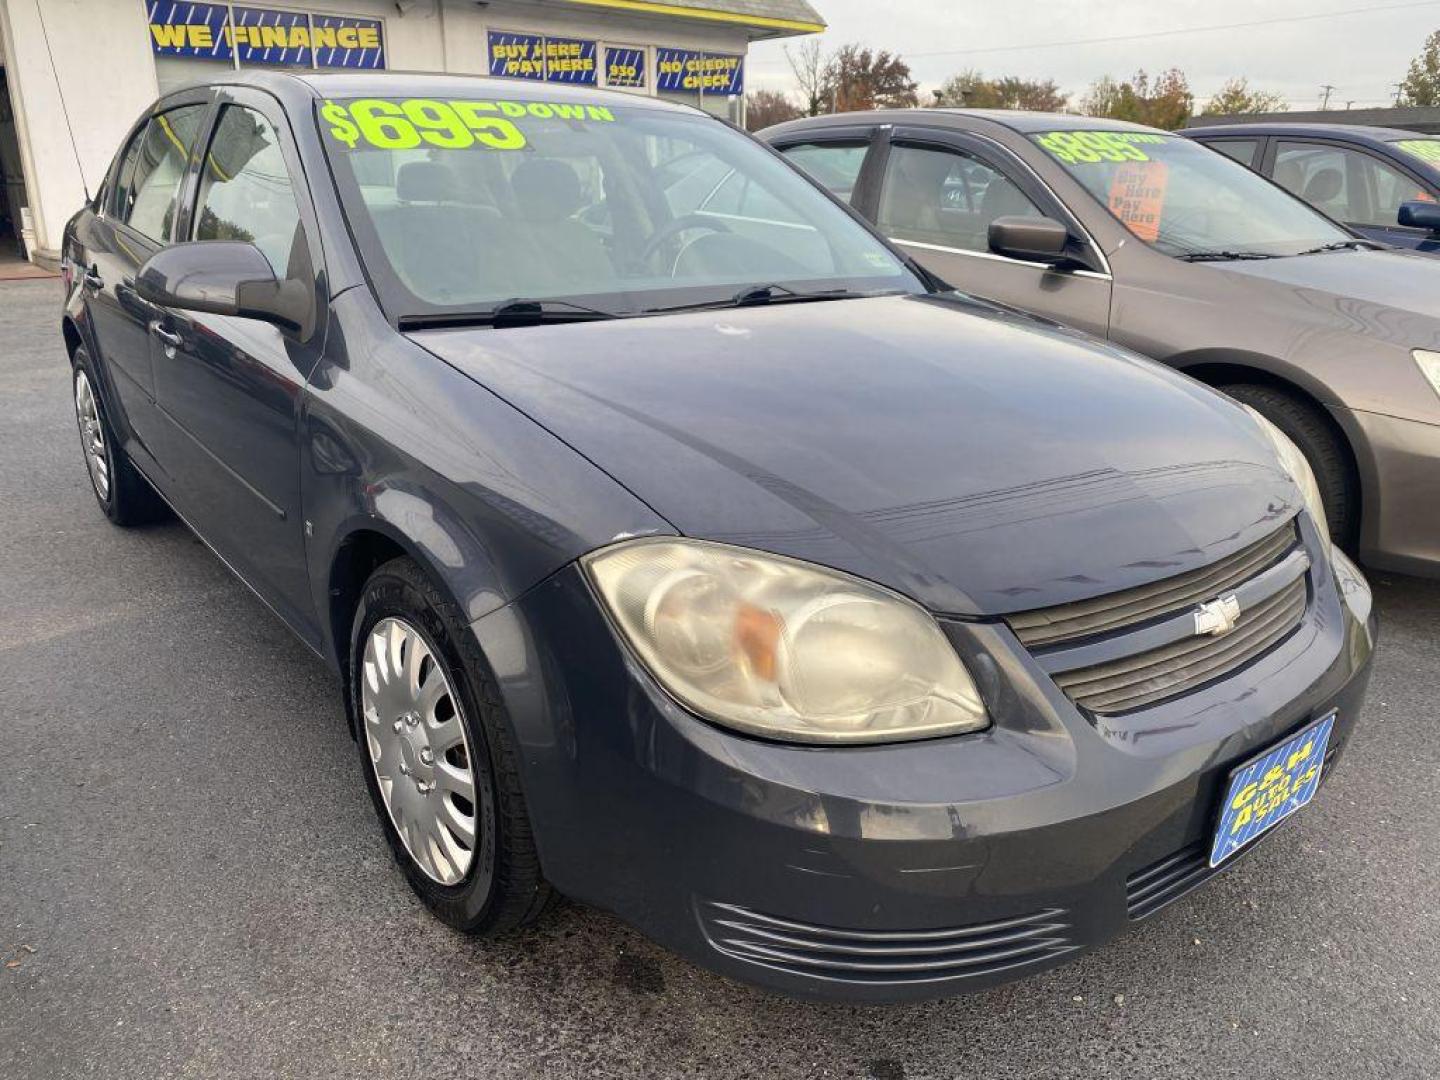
697, 901, 1075, 986
1053, 574, 1308, 714
1007, 524, 1297, 648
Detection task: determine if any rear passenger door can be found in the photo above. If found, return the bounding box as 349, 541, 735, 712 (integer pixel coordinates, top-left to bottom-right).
148, 88, 328, 644
874, 130, 1112, 338
80, 97, 209, 462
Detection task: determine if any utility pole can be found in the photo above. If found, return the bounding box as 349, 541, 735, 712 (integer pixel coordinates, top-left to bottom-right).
1319, 84, 1336, 109
1393, 82, 1406, 106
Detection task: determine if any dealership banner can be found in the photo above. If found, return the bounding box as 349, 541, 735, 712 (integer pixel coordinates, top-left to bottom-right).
147, 1, 232, 58
489, 31, 599, 84
603, 46, 646, 88
488, 31, 545, 79
542, 37, 597, 84
147, 3, 385, 68
230, 7, 310, 66
655, 49, 743, 95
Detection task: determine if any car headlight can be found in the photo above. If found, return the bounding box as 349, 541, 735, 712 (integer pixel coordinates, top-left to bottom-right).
1415, 349, 1440, 402
584, 538, 988, 744
1241, 404, 1330, 549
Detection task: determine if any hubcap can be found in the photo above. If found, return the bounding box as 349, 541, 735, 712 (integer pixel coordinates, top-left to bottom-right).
361, 617, 478, 885
73, 370, 110, 500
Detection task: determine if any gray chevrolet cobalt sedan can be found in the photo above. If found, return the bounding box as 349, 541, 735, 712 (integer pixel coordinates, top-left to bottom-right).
62, 73, 1374, 1002
763, 111, 1440, 578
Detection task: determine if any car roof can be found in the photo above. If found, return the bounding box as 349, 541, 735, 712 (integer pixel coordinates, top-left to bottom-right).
1184, 121, 1425, 144
155, 68, 699, 115
761, 107, 1172, 142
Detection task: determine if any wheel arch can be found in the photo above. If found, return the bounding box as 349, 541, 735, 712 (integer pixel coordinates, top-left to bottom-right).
325, 521, 453, 737
1172, 349, 1371, 544
61, 316, 84, 361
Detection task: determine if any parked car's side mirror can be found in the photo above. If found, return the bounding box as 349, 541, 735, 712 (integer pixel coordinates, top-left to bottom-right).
136, 241, 311, 334
1398, 199, 1440, 234
988, 215, 1070, 265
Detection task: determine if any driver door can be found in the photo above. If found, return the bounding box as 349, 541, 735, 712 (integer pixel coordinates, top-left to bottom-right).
147, 88, 328, 645
874, 129, 1112, 338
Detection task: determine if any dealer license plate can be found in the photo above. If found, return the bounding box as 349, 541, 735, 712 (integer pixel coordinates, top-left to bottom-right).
1210, 711, 1335, 868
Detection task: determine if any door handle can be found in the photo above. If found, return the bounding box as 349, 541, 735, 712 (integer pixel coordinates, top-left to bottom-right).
83, 269, 104, 291
150, 321, 183, 349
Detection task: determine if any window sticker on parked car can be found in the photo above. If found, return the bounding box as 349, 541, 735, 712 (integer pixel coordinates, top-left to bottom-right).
1107, 160, 1169, 242
319, 97, 615, 152
1034, 130, 1167, 165
1393, 139, 1440, 166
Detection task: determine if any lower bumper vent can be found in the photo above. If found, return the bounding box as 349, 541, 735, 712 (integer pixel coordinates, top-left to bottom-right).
696, 901, 1075, 986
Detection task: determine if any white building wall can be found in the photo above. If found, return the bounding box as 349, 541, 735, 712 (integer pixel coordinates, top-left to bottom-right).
1, 0, 758, 259
0, 0, 158, 258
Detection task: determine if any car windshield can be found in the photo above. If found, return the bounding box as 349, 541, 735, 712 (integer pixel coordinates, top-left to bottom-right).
1029, 129, 1352, 258
1391, 137, 1440, 170
317, 95, 921, 321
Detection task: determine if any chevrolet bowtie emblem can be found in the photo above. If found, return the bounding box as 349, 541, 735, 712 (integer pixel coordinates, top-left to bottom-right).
1194, 594, 1242, 637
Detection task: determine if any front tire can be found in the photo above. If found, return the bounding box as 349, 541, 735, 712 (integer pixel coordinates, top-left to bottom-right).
351, 556, 551, 935
1221, 383, 1358, 548
70, 348, 167, 526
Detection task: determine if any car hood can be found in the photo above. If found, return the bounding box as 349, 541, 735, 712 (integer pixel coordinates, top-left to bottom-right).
412, 295, 1298, 617
1214, 247, 1440, 348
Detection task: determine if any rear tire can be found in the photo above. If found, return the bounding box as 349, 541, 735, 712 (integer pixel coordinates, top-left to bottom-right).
1220, 383, 1357, 548
350, 556, 552, 936
70, 348, 168, 526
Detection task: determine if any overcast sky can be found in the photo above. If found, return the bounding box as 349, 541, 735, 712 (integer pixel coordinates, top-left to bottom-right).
748, 0, 1438, 110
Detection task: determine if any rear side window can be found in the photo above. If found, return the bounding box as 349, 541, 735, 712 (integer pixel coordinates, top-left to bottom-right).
108, 129, 145, 219
124, 105, 206, 242
1204, 139, 1259, 168
781, 143, 868, 201
194, 106, 304, 277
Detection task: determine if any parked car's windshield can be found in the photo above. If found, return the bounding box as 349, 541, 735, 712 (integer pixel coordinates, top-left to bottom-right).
1391, 137, 1440, 171
317, 95, 921, 320
1029, 129, 1352, 257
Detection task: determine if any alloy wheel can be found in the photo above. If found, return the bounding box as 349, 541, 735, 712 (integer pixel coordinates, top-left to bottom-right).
361, 617, 479, 885
73, 369, 110, 501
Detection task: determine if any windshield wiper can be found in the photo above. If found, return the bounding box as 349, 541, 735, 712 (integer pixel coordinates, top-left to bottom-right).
1296, 239, 1381, 255
644, 285, 904, 316
398, 297, 618, 331
1174, 250, 1279, 262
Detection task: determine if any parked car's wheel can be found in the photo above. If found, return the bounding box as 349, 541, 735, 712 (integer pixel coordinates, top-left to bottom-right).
71, 349, 168, 525
1221, 383, 1358, 548
351, 556, 551, 934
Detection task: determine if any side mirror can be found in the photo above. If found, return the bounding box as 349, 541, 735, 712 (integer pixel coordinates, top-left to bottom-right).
1398, 199, 1440, 234
136, 241, 311, 334
988, 215, 1070, 264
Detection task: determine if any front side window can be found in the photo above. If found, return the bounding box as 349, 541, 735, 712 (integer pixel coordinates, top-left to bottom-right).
1032, 129, 1349, 257
1274, 141, 1431, 229
780, 143, 868, 200
195, 106, 304, 276
124, 105, 206, 242
317, 96, 918, 318
877, 144, 1043, 253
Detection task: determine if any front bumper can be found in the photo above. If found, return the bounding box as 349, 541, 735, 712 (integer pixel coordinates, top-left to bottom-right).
1338, 406, 1440, 577
473, 540, 1376, 1003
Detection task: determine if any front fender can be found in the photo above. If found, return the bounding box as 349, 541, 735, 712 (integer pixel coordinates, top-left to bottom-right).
300, 289, 670, 672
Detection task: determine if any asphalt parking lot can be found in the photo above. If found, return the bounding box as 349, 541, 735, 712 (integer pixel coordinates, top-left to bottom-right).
2, 274, 1438, 1079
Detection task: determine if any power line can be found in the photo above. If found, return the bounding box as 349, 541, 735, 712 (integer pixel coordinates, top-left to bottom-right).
32, 0, 90, 202
906, 1, 1440, 59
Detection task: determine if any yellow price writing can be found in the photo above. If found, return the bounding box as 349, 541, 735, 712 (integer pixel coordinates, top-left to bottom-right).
1037, 130, 1167, 166
320, 97, 616, 152
1395, 139, 1440, 165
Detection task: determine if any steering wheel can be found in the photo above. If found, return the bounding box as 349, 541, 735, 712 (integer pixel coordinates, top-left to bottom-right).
640, 213, 730, 269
